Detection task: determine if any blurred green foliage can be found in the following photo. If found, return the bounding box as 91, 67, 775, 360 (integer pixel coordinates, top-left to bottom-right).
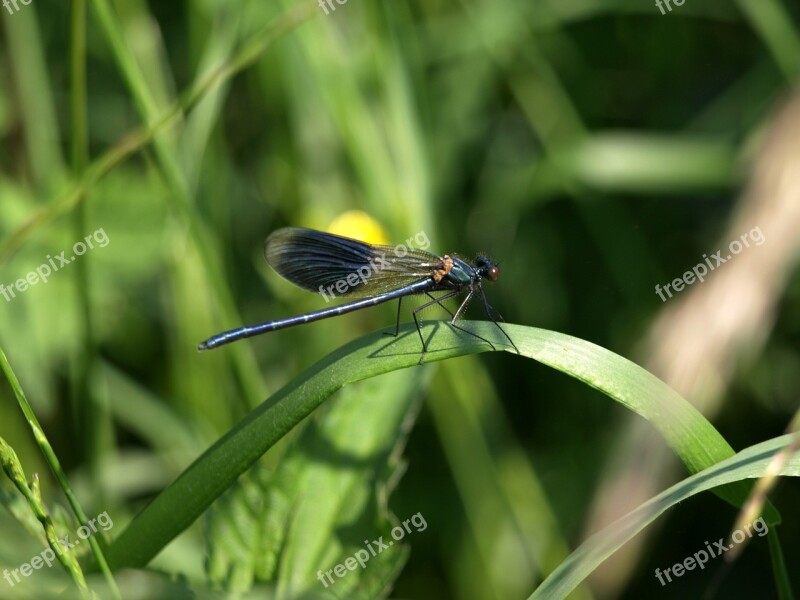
1, 0, 799, 598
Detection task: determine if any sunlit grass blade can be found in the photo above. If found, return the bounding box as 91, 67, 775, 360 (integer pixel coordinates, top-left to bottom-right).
103, 322, 774, 571
729, 413, 800, 559
206, 369, 425, 595
529, 434, 799, 600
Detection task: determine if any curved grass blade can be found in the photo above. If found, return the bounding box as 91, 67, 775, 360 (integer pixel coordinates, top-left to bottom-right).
206, 369, 425, 596
103, 322, 775, 570
529, 434, 799, 600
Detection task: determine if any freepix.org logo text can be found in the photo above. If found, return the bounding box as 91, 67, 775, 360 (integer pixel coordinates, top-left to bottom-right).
654, 226, 764, 303
0, 228, 110, 303
3, 511, 114, 588
318, 230, 431, 302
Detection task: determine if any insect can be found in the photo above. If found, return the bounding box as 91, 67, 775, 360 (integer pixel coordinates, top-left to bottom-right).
198, 227, 517, 361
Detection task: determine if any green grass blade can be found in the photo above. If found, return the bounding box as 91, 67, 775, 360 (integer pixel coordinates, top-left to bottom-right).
0, 1, 316, 265
206, 369, 425, 596
0, 3, 66, 192
0, 347, 120, 599
529, 434, 799, 600
735, 0, 800, 79
103, 322, 770, 571
429, 361, 594, 599
767, 527, 793, 600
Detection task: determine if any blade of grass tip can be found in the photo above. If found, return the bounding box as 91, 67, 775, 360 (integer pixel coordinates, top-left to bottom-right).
727, 410, 800, 559
0, 347, 120, 600
529, 434, 797, 600
497, 324, 775, 518
103, 322, 773, 571
0, 1, 317, 264
1, 438, 88, 595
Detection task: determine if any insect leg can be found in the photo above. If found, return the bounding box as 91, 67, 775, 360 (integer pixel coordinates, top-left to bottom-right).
412, 290, 461, 362
446, 290, 497, 350
383, 297, 403, 337
478, 286, 519, 353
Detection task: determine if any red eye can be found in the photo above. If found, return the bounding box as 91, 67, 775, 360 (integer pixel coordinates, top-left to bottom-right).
487, 265, 499, 281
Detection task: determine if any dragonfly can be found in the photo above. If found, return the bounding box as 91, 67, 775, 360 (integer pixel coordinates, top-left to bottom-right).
198, 227, 518, 361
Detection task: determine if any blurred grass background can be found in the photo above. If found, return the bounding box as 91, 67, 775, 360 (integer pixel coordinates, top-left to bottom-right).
1, 0, 799, 598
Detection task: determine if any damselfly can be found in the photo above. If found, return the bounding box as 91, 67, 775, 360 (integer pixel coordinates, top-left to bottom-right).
198, 227, 517, 360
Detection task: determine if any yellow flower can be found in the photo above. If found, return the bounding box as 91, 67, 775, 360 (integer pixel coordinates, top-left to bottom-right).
327, 210, 389, 244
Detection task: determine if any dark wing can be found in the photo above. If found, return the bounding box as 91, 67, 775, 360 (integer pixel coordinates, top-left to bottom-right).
264, 227, 443, 297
